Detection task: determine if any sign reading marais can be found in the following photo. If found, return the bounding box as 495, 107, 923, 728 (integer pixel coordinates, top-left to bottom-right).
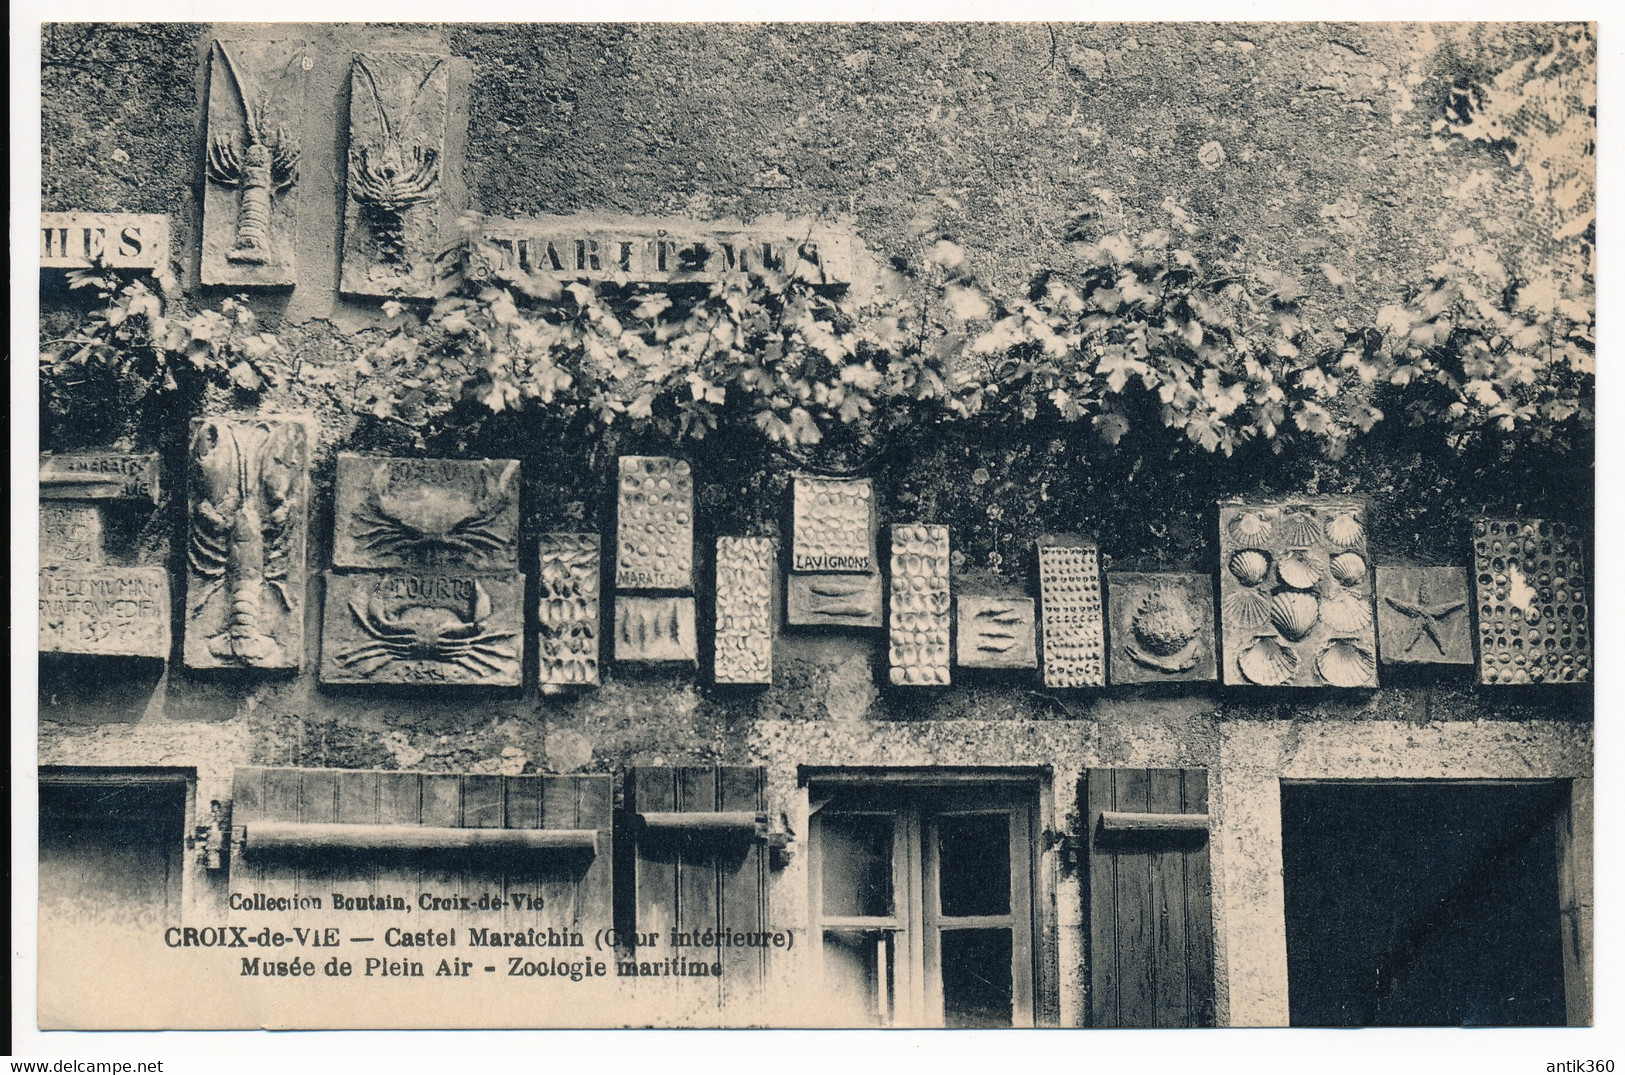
41, 213, 170, 270
474, 216, 858, 285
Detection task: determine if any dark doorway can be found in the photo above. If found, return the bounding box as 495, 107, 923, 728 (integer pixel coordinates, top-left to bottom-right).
1281, 781, 1568, 1027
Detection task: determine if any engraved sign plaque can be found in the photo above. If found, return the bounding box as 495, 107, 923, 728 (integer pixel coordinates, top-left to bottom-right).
39, 453, 160, 502
1105, 572, 1217, 684
184, 417, 310, 671
615, 456, 694, 591
1037, 538, 1105, 688
39, 567, 171, 658
320, 571, 524, 686
791, 476, 875, 573
1376, 566, 1473, 666
333, 455, 520, 570
40, 213, 169, 270
1218, 500, 1377, 689
888, 525, 951, 685
714, 537, 775, 685
613, 595, 698, 665
786, 572, 884, 628
1472, 518, 1591, 684
537, 533, 601, 691
955, 590, 1037, 670
203, 40, 309, 286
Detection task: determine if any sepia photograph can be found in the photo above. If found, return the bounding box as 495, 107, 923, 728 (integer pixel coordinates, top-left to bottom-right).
13, 11, 1600, 1051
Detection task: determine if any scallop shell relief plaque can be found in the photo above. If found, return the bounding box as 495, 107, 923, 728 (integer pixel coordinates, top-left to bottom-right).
714, 537, 775, 685
1106, 572, 1216, 684
1472, 518, 1590, 684
615, 456, 693, 591
1219, 500, 1377, 688
537, 533, 601, 691
888, 525, 950, 685
1036, 538, 1105, 688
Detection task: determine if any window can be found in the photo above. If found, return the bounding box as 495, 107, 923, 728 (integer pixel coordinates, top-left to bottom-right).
808, 778, 1037, 1027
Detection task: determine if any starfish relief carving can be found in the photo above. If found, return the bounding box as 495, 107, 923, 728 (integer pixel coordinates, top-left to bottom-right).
1384, 577, 1467, 656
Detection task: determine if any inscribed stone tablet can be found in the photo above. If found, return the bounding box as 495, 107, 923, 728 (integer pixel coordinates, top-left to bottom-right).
39, 567, 170, 658
39, 453, 160, 502
320, 571, 524, 687
791, 476, 875, 573
40, 505, 103, 567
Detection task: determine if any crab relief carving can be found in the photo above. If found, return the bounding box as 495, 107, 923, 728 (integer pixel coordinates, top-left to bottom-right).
334, 456, 519, 570
322, 573, 523, 686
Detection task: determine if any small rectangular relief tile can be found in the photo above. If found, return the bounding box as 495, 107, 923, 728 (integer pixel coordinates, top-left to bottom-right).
1106, 572, 1216, 684
1376, 566, 1472, 666
40, 505, 103, 567
613, 595, 698, 664
341, 52, 450, 298
954, 590, 1036, 670
185, 417, 311, 671
888, 524, 950, 685
786, 572, 883, 628
614, 456, 694, 591
714, 537, 776, 685
203, 40, 309, 286
320, 571, 524, 686
39, 567, 171, 658
39, 453, 160, 502
1471, 519, 1590, 684
333, 454, 519, 570
537, 533, 601, 691
791, 475, 876, 573
1037, 538, 1104, 688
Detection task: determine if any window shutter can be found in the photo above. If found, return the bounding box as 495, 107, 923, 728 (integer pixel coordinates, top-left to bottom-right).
230, 767, 611, 938
1084, 767, 1215, 1028
624, 765, 772, 1013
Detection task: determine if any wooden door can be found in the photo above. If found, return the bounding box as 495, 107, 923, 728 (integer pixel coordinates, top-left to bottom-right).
1084, 767, 1215, 1028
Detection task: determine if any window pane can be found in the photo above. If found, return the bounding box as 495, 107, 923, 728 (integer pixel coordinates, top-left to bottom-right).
938, 813, 1010, 917
821, 814, 894, 918
940, 928, 1013, 1028
821, 929, 895, 1026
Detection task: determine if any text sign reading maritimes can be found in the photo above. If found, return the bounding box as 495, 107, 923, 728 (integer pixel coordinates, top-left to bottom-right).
41, 212, 171, 270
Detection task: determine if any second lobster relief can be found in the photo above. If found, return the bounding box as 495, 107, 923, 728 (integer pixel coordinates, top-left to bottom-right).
203, 41, 308, 287
342, 52, 450, 299
185, 418, 311, 671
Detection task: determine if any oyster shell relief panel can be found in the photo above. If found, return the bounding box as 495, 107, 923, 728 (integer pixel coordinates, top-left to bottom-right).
1472, 518, 1591, 685
1218, 501, 1377, 688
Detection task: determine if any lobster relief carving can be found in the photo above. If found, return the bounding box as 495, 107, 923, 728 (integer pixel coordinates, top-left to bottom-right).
205, 42, 301, 268
186, 418, 308, 669
347, 55, 446, 272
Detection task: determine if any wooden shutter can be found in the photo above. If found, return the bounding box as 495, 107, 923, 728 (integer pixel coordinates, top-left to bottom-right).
1084, 767, 1215, 1028
230, 767, 611, 942
624, 766, 771, 1014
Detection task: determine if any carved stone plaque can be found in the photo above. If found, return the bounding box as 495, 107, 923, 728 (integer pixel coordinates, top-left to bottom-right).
477, 215, 858, 286
40, 213, 169, 270
615, 456, 693, 591
1037, 538, 1105, 688
342, 52, 450, 298
39, 453, 160, 502
715, 537, 775, 685
954, 589, 1036, 670
39, 567, 170, 658
1218, 500, 1377, 689
1472, 518, 1591, 684
1376, 566, 1472, 666
40, 505, 103, 567
185, 417, 310, 671
333, 454, 519, 570
791, 475, 875, 573
320, 572, 523, 686
888, 525, 950, 686
613, 595, 698, 665
537, 533, 601, 691
786, 572, 883, 628
203, 40, 309, 286
1106, 572, 1217, 685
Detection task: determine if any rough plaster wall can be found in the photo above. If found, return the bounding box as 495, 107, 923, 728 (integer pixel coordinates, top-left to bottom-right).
37, 22, 1595, 1027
